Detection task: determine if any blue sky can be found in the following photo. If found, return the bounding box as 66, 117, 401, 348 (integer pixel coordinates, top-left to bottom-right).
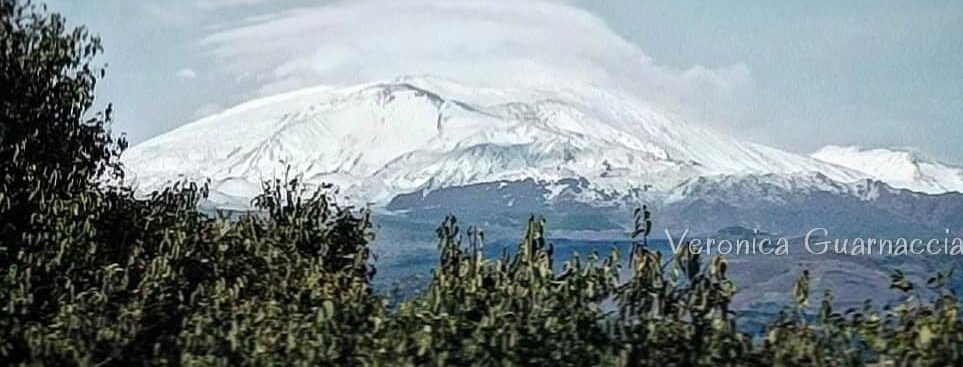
48, 0, 962, 164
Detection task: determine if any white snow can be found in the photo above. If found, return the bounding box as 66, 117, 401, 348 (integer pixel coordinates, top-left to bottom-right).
122, 75, 869, 207
811, 146, 963, 195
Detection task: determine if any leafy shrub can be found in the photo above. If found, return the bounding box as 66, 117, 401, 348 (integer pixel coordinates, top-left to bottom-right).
372, 216, 621, 366
2, 1, 962, 366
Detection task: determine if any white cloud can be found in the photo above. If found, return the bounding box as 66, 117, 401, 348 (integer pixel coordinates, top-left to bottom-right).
176, 68, 198, 79
141, 0, 274, 25
142, 2, 192, 25
197, 0, 754, 124
196, 0, 271, 10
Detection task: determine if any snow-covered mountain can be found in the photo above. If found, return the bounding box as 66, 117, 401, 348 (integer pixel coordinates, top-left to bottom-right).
122, 75, 865, 208
811, 146, 963, 195
121, 75, 963, 238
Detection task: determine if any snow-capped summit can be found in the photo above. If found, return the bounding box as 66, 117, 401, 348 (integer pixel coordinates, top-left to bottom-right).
811, 146, 963, 195
122, 75, 865, 208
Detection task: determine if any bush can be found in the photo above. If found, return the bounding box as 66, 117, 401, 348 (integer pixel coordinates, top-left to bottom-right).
2, 1, 962, 366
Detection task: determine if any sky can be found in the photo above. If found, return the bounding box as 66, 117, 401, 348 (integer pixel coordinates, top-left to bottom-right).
46, 0, 963, 165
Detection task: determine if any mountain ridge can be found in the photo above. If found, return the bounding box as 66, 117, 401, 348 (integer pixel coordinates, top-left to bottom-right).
811, 145, 963, 195
122, 75, 867, 208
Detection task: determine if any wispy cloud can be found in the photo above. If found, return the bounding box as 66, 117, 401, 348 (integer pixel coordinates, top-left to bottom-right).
141, 1, 193, 25
141, 0, 278, 25
176, 68, 198, 79
196, 0, 272, 10
197, 0, 754, 124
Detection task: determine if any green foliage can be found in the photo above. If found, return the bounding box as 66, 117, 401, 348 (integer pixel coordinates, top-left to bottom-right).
2, 175, 379, 365
618, 207, 749, 366
2, 2, 378, 365
374, 216, 621, 366
1, 0, 125, 229
3, 1, 963, 365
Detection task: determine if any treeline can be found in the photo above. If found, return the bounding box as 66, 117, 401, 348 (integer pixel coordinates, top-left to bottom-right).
2, 1, 962, 365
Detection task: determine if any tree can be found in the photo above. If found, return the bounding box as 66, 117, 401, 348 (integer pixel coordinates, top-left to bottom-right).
0, 2, 377, 364
1, 0, 125, 256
